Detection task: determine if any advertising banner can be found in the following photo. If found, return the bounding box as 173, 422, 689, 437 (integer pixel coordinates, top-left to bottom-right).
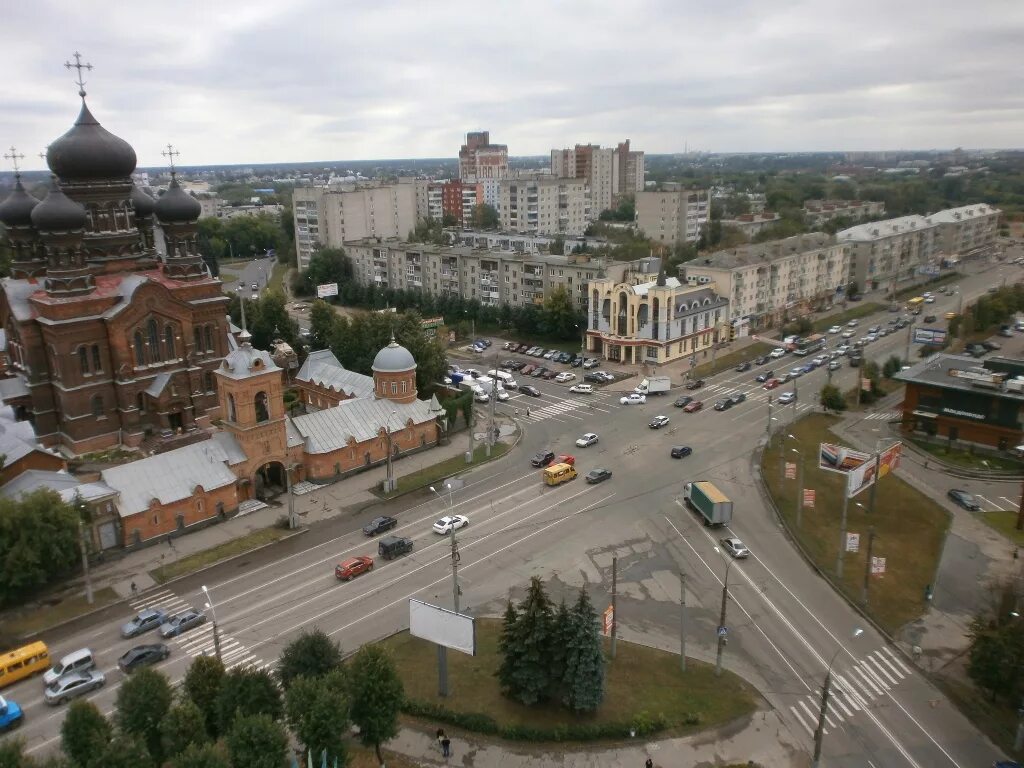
861, 377, 872, 392
913, 327, 948, 345
846, 533, 860, 553
316, 282, 338, 298
819, 443, 870, 475
871, 556, 887, 575
847, 441, 903, 498
602, 606, 614, 635
785, 462, 797, 480
802, 489, 816, 508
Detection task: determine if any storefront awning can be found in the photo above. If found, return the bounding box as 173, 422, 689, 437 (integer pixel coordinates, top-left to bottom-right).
911, 410, 937, 418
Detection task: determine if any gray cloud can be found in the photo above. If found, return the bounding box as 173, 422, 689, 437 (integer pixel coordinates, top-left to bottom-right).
2, 0, 1023, 168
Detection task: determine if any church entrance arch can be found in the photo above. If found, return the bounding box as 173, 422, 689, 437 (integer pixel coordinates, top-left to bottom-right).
254, 461, 286, 500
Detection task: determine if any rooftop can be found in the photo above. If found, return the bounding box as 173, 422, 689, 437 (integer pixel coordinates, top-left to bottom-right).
0, 469, 115, 504
290, 397, 436, 455
895, 353, 1024, 401
689, 233, 836, 270
295, 350, 374, 399
837, 215, 933, 242
924, 203, 1000, 225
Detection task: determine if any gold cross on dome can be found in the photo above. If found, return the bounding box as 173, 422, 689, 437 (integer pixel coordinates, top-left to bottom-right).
3, 147, 24, 174
64, 51, 93, 98
162, 144, 180, 174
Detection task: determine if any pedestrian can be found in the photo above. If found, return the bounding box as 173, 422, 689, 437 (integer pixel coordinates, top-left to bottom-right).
526, 407, 531, 417
436, 728, 445, 753
130, 581, 137, 596
645, 758, 654, 768
441, 735, 451, 758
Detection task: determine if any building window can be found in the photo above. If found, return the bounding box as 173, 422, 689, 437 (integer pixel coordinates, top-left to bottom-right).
78, 346, 89, 376
401, 380, 407, 394
194, 327, 202, 354
91, 394, 103, 417
391, 382, 398, 395
254, 391, 270, 422
147, 319, 161, 363
137, 392, 145, 413
204, 371, 215, 392
91, 344, 102, 372
227, 393, 237, 422
205, 325, 214, 353
164, 325, 176, 360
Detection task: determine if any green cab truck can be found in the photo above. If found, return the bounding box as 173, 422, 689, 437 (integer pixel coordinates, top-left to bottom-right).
682, 481, 733, 526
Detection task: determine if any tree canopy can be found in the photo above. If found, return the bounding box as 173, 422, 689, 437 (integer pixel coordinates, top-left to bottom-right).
277, 629, 343, 689
0, 489, 80, 607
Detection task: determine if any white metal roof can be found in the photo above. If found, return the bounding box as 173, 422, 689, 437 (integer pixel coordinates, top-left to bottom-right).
295, 349, 374, 398
291, 397, 435, 454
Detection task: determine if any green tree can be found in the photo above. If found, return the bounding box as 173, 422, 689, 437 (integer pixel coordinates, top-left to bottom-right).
284, 674, 349, 763
495, 600, 521, 698
169, 743, 231, 768
819, 384, 847, 412
470, 203, 499, 229
508, 577, 555, 705
441, 212, 458, 228
217, 667, 283, 734
561, 588, 605, 712
277, 629, 343, 690
94, 736, 153, 768
308, 300, 337, 351
882, 355, 903, 378
182, 656, 226, 738
60, 699, 112, 768
225, 714, 288, 768
548, 236, 565, 256
115, 667, 173, 763
541, 285, 582, 340
548, 599, 571, 700
160, 699, 209, 760
228, 291, 300, 354
345, 646, 404, 767
0, 489, 80, 607
297, 248, 353, 298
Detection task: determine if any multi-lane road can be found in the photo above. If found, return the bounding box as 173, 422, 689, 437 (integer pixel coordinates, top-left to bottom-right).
6, 254, 1022, 765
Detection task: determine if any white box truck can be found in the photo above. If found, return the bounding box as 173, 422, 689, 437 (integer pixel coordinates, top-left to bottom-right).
634, 376, 671, 395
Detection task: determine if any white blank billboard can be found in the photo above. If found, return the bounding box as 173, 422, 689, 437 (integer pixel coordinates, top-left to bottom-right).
409, 599, 476, 656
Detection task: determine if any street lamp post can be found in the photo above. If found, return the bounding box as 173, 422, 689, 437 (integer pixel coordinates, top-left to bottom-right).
791, 447, 803, 528
813, 628, 864, 767
201, 585, 222, 662
712, 548, 736, 677
383, 410, 397, 493
429, 483, 461, 699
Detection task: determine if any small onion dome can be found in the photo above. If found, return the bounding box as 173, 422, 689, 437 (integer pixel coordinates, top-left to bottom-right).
130, 183, 156, 217
0, 176, 41, 227
372, 339, 416, 373
47, 101, 137, 182
30, 178, 87, 232
154, 176, 201, 224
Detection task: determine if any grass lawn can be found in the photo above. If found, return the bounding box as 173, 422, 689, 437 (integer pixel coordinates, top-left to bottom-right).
762, 413, 950, 634
810, 302, 884, 332
268, 261, 288, 293
348, 746, 419, 768
217, 269, 239, 282
894, 272, 961, 300
380, 618, 758, 740
981, 510, 1024, 547
376, 443, 510, 498
936, 676, 1023, 758
907, 437, 1024, 472
842, 378, 903, 412
4, 587, 120, 639
690, 341, 778, 379
150, 527, 289, 583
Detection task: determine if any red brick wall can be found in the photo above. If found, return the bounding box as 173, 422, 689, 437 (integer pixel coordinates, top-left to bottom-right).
121, 482, 238, 545
0, 450, 67, 485
303, 421, 438, 481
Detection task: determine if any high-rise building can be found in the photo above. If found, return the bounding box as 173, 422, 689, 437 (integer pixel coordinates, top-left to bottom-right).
439, 180, 482, 227
458, 131, 509, 181
550, 140, 643, 213
497, 178, 590, 236
292, 183, 417, 270
635, 189, 709, 245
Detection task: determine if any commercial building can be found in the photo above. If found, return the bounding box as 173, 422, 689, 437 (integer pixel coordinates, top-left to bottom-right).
681, 233, 851, 329
836, 215, 936, 292
496, 178, 591, 236
635, 188, 709, 245
345, 238, 627, 310
896, 355, 1024, 450
719, 212, 782, 240
292, 183, 417, 270
459, 131, 509, 181
586, 265, 729, 365
925, 203, 1000, 260
803, 200, 885, 228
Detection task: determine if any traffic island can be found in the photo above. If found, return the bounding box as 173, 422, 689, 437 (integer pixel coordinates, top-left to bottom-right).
372, 442, 513, 500
379, 618, 759, 743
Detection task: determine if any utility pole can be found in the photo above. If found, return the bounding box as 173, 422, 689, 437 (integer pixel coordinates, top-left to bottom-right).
610, 556, 618, 659
795, 450, 804, 529
465, 400, 474, 464
836, 489, 850, 578
285, 464, 297, 529
451, 523, 462, 612
715, 558, 732, 677
679, 571, 687, 672
812, 668, 834, 768
486, 348, 498, 457
867, 449, 882, 516
766, 394, 773, 437
905, 322, 913, 363
862, 526, 876, 604
78, 519, 94, 605
1017, 481, 1024, 532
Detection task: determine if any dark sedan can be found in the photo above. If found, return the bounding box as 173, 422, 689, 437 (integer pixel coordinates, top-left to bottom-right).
118, 644, 170, 674
673, 395, 693, 408
754, 356, 770, 365
735, 361, 752, 373
685, 379, 705, 390
670, 445, 692, 459
713, 399, 733, 411
520, 385, 542, 397
947, 488, 981, 511
585, 468, 612, 484
362, 516, 397, 536
756, 370, 774, 383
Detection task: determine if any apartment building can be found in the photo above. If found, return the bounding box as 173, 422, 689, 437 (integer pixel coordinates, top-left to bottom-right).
292, 184, 417, 270
617, 140, 645, 196
497, 178, 591, 236
719, 212, 781, 240
681, 233, 851, 329
586, 267, 728, 366
635, 188, 709, 245
459, 131, 509, 181
803, 199, 885, 228
550, 140, 644, 213
438, 180, 483, 227
454, 230, 604, 254
836, 215, 936, 291
924, 203, 1000, 260
344, 239, 626, 310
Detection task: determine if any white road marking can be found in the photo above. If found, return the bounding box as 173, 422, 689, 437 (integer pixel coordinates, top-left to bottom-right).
791, 705, 816, 736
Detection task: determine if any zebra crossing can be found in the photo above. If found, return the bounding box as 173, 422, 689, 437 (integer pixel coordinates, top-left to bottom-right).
510, 393, 618, 423
788, 646, 912, 737
861, 411, 901, 421
129, 588, 271, 672
701, 382, 818, 412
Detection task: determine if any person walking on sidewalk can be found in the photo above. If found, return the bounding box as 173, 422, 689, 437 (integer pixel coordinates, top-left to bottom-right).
441, 735, 451, 758
436, 728, 445, 753
645, 758, 654, 768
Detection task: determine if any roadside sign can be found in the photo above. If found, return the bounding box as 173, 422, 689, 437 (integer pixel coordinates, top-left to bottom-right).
802, 489, 816, 508
785, 462, 797, 480
846, 533, 860, 553
861, 377, 872, 392
316, 282, 339, 298
602, 606, 614, 635
913, 327, 947, 345
871, 557, 887, 576
717, 626, 728, 637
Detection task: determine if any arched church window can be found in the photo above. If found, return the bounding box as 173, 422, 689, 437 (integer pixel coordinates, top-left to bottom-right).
91, 394, 103, 417
194, 327, 202, 356
148, 319, 162, 363
91, 344, 102, 372
137, 392, 145, 413
134, 332, 145, 367
227, 393, 237, 422
78, 346, 89, 376
205, 325, 214, 353
254, 391, 270, 423
164, 325, 175, 360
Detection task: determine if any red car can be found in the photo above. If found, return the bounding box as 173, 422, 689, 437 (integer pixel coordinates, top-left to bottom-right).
682, 400, 703, 413
335, 556, 374, 581
763, 378, 781, 390
555, 454, 576, 466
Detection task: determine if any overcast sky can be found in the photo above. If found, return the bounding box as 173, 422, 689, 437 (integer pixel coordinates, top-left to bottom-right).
3, 0, 1023, 169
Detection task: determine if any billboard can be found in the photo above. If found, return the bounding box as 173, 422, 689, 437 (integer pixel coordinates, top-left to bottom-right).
847, 442, 902, 498
316, 282, 338, 298
409, 599, 476, 656
818, 443, 870, 474
913, 327, 947, 345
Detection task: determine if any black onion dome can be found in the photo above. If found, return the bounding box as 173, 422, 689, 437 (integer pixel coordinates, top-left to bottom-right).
30, 178, 87, 232
130, 183, 156, 217
0, 177, 41, 227
154, 177, 201, 224
47, 101, 137, 182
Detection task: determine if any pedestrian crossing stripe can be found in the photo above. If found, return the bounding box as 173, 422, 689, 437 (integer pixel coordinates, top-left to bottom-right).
862, 412, 901, 420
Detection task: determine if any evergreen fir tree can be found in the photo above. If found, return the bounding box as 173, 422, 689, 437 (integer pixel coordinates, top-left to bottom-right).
548, 599, 572, 701
495, 600, 520, 697
510, 577, 554, 705
562, 588, 605, 712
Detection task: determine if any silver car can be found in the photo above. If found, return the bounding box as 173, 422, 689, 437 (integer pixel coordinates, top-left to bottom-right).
720, 537, 750, 559
44, 670, 106, 706
121, 608, 167, 638
159, 608, 207, 638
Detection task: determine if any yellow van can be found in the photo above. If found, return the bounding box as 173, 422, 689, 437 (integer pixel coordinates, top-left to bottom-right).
0, 641, 50, 689
543, 462, 577, 486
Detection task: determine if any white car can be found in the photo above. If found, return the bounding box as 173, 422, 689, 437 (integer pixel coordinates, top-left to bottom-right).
474, 392, 489, 403
554, 372, 576, 383
432, 515, 469, 535
828, 325, 842, 334
620, 393, 647, 405
769, 348, 787, 359
836, 344, 851, 355
495, 389, 510, 402
542, 349, 557, 359
778, 391, 797, 405
847, 319, 859, 328
720, 537, 749, 559
840, 330, 855, 339
576, 433, 599, 448
569, 383, 594, 394
924, 296, 936, 303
